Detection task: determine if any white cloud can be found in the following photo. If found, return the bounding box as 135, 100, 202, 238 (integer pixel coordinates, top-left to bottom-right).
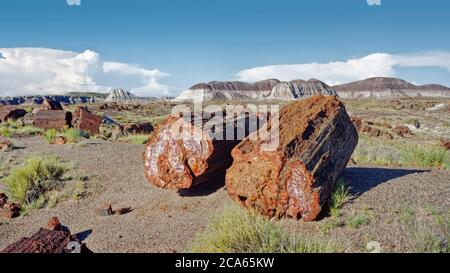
367, 0, 381, 6
0, 48, 171, 97
66, 0, 81, 6
236, 52, 450, 86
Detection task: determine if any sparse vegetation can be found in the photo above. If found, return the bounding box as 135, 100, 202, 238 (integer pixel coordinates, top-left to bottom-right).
0, 120, 42, 137
398, 207, 450, 253
60, 127, 85, 143
320, 179, 352, 232
330, 179, 352, 215
353, 137, 450, 169
43, 129, 57, 144
117, 134, 149, 144
0, 127, 12, 137
346, 209, 372, 229
2, 156, 70, 210
43, 128, 86, 144
190, 205, 345, 253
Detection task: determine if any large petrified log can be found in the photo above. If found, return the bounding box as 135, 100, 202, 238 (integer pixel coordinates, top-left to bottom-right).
1, 222, 91, 253
73, 107, 103, 135
143, 112, 264, 189
225, 95, 358, 221
33, 110, 72, 130
0, 106, 27, 122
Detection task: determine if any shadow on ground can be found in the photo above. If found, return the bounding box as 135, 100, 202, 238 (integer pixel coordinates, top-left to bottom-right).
178, 172, 226, 197
342, 167, 429, 197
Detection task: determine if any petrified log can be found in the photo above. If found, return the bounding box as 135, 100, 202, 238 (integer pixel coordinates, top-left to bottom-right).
73, 107, 103, 135
124, 122, 153, 135
0, 106, 27, 122
33, 110, 72, 130
40, 99, 63, 111
143, 112, 263, 189
1, 227, 91, 253
225, 95, 358, 221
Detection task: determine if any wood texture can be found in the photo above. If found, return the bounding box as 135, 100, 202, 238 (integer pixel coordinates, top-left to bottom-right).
225, 95, 358, 221
33, 110, 72, 130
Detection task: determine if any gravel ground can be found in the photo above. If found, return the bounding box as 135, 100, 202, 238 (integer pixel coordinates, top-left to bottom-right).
0, 136, 230, 253
1, 136, 449, 253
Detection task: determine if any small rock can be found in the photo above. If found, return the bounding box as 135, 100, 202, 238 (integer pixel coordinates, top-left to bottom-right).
441, 139, 450, 150
382, 132, 394, 140
47, 216, 62, 230
54, 136, 67, 145
368, 128, 381, 137
96, 203, 113, 217
0, 202, 21, 219
112, 127, 124, 140
393, 125, 413, 138
0, 136, 13, 151
0, 193, 8, 208
47, 216, 71, 233
413, 119, 420, 129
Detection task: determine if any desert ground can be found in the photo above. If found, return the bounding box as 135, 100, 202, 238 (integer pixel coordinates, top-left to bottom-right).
1, 98, 449, 253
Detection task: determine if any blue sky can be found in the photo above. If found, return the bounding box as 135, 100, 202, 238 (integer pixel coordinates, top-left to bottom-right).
0, 0, 449, 96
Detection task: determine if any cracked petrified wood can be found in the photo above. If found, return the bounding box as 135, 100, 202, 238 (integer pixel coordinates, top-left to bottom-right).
0, 106, 27, 122
1, 228, 91, 253
73, 107, 103, 135
33, 110, 72, 130
143, 112, 263, 189
225, 95, 358, 221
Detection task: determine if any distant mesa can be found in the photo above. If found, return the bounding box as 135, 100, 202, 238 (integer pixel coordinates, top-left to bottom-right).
106, 89, 137, 103
333, 77, 450, 99
174, 77, 450, 101
0, 95, 100, 106
174, 79, 338, 101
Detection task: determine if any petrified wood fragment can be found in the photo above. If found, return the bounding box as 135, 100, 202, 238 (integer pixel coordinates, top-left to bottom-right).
33, 110, 72, 130
225, 95, 358, 221
73, 107, 103, 135
0, 106, 27, 122
1, 227, 91, 253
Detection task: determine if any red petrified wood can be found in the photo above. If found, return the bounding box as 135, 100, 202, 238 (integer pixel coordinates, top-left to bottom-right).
143, 112, 261, 189
33, 110, 72, 130
225, 95, 358, 221
73, 107, 103, 135
1, 218, 91, 253
0, 106, 27, 122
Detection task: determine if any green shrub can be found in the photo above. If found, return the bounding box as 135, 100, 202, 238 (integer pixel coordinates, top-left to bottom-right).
15, 126, 43, 136
352, 138, 449, 169
2, 156, 70, 208
0, 127, 12, 138
189, 205, 344, 253
346, 212, 371, 229
117, 134, 149, 144
43, 129, 57, 144
61, 128, 85, 143
330, 179, 352, 215
399, 145, 449, 169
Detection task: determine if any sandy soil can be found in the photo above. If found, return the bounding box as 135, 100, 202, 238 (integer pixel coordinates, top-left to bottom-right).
1, 136, 449, 253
